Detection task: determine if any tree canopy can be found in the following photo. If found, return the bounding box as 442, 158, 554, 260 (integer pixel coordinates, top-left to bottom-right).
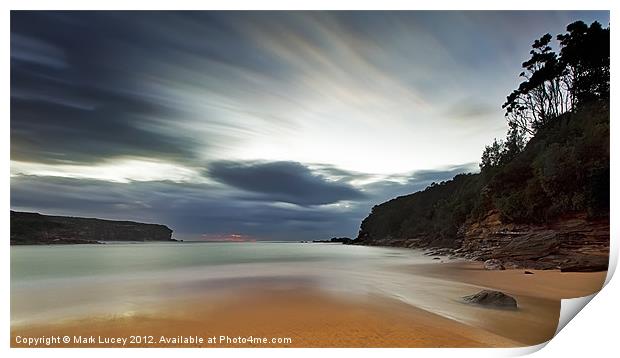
484, 20, 609, 173
501, 21, 608, 135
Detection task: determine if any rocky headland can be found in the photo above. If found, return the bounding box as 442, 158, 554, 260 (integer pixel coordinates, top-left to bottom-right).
10, 211, 175, 245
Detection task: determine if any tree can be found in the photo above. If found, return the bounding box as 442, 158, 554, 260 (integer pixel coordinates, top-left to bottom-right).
557, 21, 610, 108
480, 139, 505, 170
502, 34, 568, 136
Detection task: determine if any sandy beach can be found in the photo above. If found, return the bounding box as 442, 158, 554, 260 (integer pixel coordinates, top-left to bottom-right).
11, 258, 606, 348
11, 287, 519, 348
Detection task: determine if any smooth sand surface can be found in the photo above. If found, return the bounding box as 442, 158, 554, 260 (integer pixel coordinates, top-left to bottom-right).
11, 261, 606, 348
11, 288, 519, 348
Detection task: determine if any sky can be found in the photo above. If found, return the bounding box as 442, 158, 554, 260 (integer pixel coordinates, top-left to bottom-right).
10, 11, 610, 240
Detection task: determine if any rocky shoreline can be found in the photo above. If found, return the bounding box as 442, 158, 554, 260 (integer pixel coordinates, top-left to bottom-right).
353, 211, 609, 272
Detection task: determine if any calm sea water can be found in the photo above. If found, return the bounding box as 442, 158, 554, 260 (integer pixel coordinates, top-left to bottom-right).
11, 242, 487, 326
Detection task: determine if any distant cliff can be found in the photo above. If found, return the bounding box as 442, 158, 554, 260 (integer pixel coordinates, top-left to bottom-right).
10, 211, 174, 245
354, 102, 609, 271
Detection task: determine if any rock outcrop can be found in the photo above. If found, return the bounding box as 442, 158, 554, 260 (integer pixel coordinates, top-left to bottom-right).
10, 211, 174, 245
355, 210, 609, 272
454, 211, 609, 271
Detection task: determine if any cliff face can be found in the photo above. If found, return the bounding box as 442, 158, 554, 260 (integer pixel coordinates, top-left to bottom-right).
10, 211, 174, 245
454, 211, 608, 271
354, 102, 609, 271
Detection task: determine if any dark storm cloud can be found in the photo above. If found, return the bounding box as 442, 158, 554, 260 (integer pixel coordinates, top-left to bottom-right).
207, 161, 365, 206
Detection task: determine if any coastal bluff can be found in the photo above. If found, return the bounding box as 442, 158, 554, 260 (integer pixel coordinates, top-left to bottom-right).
10, 211, 174, 245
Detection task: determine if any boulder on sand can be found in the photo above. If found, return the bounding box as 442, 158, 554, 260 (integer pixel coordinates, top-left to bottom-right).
462, 290, 518, 309
483, 259, 505, 270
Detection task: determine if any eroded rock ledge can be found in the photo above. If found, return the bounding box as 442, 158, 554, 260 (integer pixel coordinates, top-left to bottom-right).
354, 211, 609, 272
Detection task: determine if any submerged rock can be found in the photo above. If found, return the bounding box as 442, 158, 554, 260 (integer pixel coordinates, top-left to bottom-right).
462, 290, 517, 309
483, 259, 505, 270
524, 271, 534, 274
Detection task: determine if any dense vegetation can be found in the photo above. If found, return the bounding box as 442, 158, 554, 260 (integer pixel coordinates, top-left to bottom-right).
485, 101, 609, 222
357, 21, 609, 244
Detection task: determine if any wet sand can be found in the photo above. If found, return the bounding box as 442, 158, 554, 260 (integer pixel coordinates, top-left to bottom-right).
12, 288, 519, 348
11, 261, 606, 348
